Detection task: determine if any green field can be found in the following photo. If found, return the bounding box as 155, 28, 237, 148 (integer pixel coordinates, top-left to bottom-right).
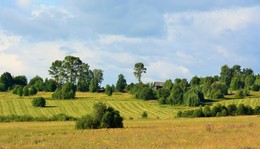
0, 91, 260, 120
0, 92, 185, 119
0, 116, 259, 148
0, 91, 260, 148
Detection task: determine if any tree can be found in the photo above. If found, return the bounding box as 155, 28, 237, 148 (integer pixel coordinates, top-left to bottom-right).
163, 79, 173, 90
23, 86, 29, 96
49, 60, 65, 87
92, 69, 104, 87
77, 63, 90, 92
133, 62, 147, 82
183, 87, 204, 107
45, 78, 57, 92
13, 75, 27, 87
63, 56, 83, 83
167, 85, 183, 105
105, 85, 113, 96
89, 78, 98, 92
52, 82, 76, 99
220, 65, 233, 87
0, 72, 13, 91
29, 75, 45, 91
116, 74, 127, 92
190, 76, 200, 87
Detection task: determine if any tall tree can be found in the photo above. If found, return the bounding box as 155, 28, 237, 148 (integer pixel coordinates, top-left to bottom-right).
63, 56, 83, 84
116, 74, 127, 92
13, 75, 27, 87
133, 62, 147, 82
220, 65, 233, 87
49, 60, 64, 87
92, 69, 103, 87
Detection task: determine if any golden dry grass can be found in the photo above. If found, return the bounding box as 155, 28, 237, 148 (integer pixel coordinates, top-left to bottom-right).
0, 116, 259, 149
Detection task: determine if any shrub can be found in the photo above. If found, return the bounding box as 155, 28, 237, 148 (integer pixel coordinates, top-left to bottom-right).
192, 108, 203, 117
51, 114, 77, 121
141, 111, 148, 119
76, 102, 123, 129
183, 88, 204, 107
137, 87, 155, 100
23, 86, 29, 96
17, 87, 23, 96
251, 84, 259, 91
203, 105, 211, 117
227, 104, 237, 116
76, 114, 99, 129
158, 98, 167, 105
32, 97, 46, 107
211, 91, 224, 99
0, 83, 5, 92
237, 104, 246, 115
29, 86, 38, 95
12, 85, 20, 94
254, 106, 260, 115
105, 85, 113, 96
245, 105, 253, 115
235, 90, 245, 98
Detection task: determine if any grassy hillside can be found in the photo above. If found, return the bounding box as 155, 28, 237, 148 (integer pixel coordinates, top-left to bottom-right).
0, 91, 259, 120
0, 116, 259, 148
0, 92, 184, 119
213, 91, 260, 108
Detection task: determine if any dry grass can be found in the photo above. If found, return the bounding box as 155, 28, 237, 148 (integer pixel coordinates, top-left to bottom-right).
0, 116, 259, 149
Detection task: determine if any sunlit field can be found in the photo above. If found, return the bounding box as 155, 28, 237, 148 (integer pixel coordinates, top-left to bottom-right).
0, 92, 183, 119
0, 116, 259, 148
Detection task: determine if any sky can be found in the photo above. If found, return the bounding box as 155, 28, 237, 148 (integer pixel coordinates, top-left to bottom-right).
0, 0, 260, 85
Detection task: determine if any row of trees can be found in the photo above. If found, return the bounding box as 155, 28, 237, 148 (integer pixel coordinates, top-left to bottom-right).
177, 104, 260, 118
128, 64, 260, 107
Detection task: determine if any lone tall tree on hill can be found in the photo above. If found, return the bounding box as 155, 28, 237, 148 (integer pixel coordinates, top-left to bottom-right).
133, 63, 147, 82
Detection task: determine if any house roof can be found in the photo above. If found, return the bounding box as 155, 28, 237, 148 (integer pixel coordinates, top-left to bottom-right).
153, 82, 164, 87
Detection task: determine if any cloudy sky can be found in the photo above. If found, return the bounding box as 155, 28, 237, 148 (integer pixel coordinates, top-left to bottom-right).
1, 0, 260, 85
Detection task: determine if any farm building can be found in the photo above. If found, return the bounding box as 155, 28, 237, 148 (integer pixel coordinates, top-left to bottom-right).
153, 82, 164, 89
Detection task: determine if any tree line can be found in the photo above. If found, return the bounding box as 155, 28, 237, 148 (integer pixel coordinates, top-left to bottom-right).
0, 56, 260, 105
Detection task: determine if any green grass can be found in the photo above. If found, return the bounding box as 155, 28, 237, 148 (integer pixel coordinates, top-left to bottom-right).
0, 92, 184, 119
213, 91, 260, 108
0, 91, 259, 120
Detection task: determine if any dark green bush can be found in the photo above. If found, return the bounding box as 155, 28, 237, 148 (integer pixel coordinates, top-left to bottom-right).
23, 86, 29, 96
237, 104, 246, 115
76, 102, 123, 129
203, 105, 211, 117
254, 106, 260, 115
32, 97, 46, 107
141, 111, 148, 119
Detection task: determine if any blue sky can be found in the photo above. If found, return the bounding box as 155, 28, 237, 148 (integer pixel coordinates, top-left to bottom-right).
1, 0, 260, 85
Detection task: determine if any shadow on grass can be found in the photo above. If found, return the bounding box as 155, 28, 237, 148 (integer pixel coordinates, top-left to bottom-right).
44, 106, 58, 108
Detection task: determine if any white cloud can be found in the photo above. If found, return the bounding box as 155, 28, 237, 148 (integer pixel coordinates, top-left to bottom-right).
0, 30, 21, 52
98, 35, 142, 45
143, 61, 193, 82
16, 0, 35, 7
31, 5, 74, 22
164, 6, 260, 40
0, 53, 23, 74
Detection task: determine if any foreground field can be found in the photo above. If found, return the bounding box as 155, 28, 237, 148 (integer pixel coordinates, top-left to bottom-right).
0, 116, 259, 148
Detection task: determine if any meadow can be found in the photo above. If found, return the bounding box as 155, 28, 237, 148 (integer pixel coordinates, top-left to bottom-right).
0, 116, 259, 148
0, 92, 183, 119
0, 91, 260, 148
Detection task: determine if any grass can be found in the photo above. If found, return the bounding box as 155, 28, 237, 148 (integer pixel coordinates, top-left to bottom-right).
213, 91, 260, 108
0, 116, 259, 148
0, 92, 184, 119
